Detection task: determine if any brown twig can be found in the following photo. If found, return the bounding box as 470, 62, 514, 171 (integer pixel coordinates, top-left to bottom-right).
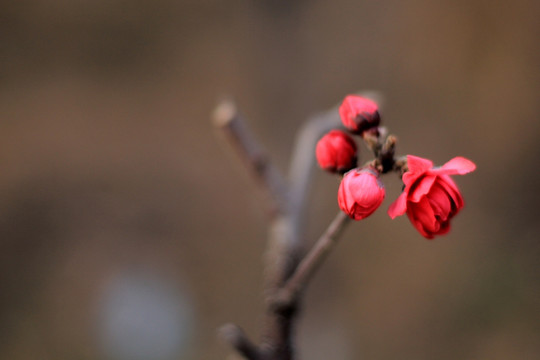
213, 100, 298, 360
287, 107, 343, 247
213, 92, 381, 360
219, 324, 261, 360
273, 211, 350, 309
213, 100, 289, 217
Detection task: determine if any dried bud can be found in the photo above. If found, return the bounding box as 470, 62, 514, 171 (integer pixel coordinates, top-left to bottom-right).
338, 167, 385, 220
339, 95, 380, 134
315, 130, 358, 174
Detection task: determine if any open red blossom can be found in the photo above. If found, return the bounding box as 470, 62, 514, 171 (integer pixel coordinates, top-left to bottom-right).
315, 130, 357, 173
338, 167, 385, 220
339, 95, 380, 134
388, 155, 476, 239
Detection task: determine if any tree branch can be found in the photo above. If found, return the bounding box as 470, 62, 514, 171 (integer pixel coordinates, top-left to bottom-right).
213, 100, 289, 217
213, 92, 381, 360
219, 323, 261, 360
287, 107, 342, 246
274, 211, 350, 309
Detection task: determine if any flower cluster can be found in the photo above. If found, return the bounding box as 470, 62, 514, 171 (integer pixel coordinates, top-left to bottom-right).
316, 95, 476, 239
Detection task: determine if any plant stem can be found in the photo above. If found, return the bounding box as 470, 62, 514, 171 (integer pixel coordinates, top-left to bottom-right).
274, 211, 350, 309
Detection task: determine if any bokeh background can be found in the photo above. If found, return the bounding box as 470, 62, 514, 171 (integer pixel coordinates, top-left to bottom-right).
1, 1, 539, 359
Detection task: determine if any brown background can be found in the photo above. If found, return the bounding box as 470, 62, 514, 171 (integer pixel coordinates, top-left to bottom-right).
0, 1, 539, 359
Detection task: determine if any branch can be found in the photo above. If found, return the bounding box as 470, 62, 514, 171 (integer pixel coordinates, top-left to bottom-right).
287, 107, 342, 246
214, 92, 380, 360
213, 99, 298, 359
213, 100, 289, 217
219, 324, 261, 360
274, 211, 350, 309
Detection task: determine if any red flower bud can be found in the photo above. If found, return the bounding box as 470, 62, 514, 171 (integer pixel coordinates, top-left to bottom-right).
316, 130, 358, 174
388, 155, 476, 239
339, 95, 380, 134
338, 167, 385, 220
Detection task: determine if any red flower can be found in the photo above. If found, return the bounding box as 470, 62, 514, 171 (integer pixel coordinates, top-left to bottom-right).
338, 167, 385, 220
316, 130, 358, 173
339, 95, 380, 134
388, 155, 476, 239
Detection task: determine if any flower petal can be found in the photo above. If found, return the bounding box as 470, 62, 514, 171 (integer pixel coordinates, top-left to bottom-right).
438, 175, 464, 210
430, 156, 476, 176
406, 209, 430, 238
337, 179, 354, 215
427, 183, 452, 220
435, 220, 451, 236
409, 175, 436, 203
407, 155, 433, 174
402, 171, 424, 189
388, 192, 407, 219
407, 197, 439, 235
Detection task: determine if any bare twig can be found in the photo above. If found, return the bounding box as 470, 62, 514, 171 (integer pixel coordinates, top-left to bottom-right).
219, 324, 261, 360
213, 92, 381, 360
213, 100, 299, 359
274, 211, 350, 308
213, 100, 289, 217
287, 108, 342, 246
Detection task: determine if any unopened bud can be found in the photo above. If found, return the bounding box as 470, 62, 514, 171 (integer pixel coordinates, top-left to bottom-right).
339, 95, 381, 134
315, 130, 358, 174
338, 167, 385, 220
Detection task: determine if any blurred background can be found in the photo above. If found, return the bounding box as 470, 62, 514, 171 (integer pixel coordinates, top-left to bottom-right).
0, 1, 539, 359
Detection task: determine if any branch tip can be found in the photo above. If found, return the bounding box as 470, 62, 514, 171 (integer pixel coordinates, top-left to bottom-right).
213, 100, 237, 128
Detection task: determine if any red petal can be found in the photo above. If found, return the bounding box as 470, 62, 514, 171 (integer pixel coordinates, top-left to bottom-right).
388, 192, 407, 219
435, 221, 451, 236
349, 174, 377, 203
406, 155, 433, 174
406, 207, 431, 238
409, 175, 436, 203
408, 197, 439, 234
402, 171, 424, 189
430, 156, 476, 176
337, 178, 353, 215
438, 175, 464, 210
427, 183, 452, 220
